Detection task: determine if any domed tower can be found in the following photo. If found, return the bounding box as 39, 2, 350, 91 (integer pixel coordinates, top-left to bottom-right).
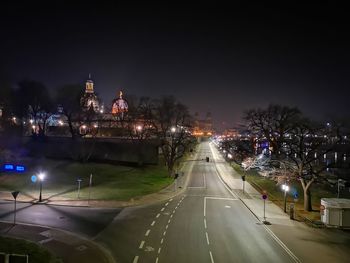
111, 91, 128, 118
80, 74, 100, 112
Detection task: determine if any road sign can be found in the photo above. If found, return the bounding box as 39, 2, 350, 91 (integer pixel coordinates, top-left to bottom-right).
241, 175, 246, 181
262, 194, 267, 200
31, 175, 37, 183
11, 191, 19, 199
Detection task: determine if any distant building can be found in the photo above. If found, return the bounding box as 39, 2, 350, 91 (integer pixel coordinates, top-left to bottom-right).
223, 128, 239, 138
111, 91, 128, 118
80, 75, 100, 112
193, 112, 213, 136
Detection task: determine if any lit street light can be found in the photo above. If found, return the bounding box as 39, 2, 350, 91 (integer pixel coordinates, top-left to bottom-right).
38, 172, 45, 202
282, 183, 289, 213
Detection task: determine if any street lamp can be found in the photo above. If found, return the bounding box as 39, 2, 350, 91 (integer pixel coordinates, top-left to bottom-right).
171, 127, 176, 133
282, 183, 289, 213
38, 172, 45, 202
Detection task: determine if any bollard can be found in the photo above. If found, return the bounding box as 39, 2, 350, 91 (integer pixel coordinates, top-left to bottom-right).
289, 203, 295, 220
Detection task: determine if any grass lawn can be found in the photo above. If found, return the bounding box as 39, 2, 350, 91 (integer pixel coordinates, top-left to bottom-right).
0, 236, 62, 263
0, 158, 172, 201
231, 163, 336, 223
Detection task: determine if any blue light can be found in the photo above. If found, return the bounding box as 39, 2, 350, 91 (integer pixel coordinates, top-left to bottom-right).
31, 175, 37, 183
4, 164, 14, 171
16, 165, 25, 172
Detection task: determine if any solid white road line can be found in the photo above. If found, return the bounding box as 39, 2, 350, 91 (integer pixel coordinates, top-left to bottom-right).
209, 251, 215, 263
139, 241, 145, 249
205, 232, 210, 245
151, 221, 156, 226
145, 230, 151, 236
133, 256, 139, 263
263, 225, 301, 263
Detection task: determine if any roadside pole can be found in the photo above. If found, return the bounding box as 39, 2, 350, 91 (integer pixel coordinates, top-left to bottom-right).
262, 191, 268, 224
77, 178, 82, 199
88, 174, 93, 204
11, 191, 19, 225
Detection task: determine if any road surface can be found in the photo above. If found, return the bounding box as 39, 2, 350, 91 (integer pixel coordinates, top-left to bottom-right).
97, 141, 299, 262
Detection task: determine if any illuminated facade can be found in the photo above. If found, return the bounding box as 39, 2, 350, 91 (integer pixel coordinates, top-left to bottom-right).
112, 91, 128, 115
80, 75, 100, 112
193, 112, 213, 136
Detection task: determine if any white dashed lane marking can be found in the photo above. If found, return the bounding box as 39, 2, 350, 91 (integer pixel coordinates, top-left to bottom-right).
139, 241, 145, 249
145, 230, 151, 236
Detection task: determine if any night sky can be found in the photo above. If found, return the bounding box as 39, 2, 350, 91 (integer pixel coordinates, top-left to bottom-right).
1, 2, 349, 130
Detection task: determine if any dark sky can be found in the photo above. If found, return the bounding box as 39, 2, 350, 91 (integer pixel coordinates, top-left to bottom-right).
1, 2, 350, 130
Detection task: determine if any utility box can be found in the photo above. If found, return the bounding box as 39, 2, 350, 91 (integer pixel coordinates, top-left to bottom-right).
321, 198, 350, 228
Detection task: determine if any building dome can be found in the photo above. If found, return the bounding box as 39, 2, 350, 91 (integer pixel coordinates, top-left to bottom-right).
112, 91, 128, 114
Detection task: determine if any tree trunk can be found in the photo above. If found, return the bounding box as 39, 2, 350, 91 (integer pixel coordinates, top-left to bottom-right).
300, 178, 314, 211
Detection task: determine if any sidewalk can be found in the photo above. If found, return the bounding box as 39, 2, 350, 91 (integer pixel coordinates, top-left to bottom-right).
0, 222, 113, 263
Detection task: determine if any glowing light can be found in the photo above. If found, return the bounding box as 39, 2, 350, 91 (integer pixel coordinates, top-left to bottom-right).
38, 173, 45, 181
58, 120, 63, 126
30, 119, 34, 124
136, 125, 142, 131
171, 127, 176, 133
282, 184, 289, 192
82, 125, 87, 129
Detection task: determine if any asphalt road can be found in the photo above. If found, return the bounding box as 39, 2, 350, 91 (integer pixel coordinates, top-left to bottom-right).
96, 141, 298, 262
0, 201, 121, 237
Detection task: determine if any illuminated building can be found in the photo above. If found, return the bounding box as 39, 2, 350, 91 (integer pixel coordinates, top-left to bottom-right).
111, 91, 128, 119
193, 112, 213, 136
80, 74, 100, 112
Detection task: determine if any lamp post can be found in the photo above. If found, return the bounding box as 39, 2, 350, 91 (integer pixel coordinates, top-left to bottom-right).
282, 183, 289, 213
38, 172, 45, 202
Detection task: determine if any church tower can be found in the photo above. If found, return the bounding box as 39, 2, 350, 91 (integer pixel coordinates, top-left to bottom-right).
80, 74, 100, 112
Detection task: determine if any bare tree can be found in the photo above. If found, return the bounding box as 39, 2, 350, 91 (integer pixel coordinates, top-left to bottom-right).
152, 96, 194, 175
285, 119, 339, 211
15, 80, 53, 137
244, 104, 301, 157
55, 84, 83, 138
